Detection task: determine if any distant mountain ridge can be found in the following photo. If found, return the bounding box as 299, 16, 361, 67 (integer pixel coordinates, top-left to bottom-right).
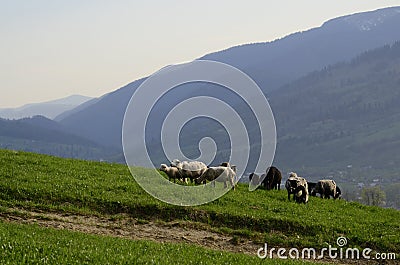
54, 96, 102, 122
0, 115, 117, 160
0, 95, 93, 120
201, 6, 400, 91
332, 5, 400, 31
0, 115, 94, 146
58, 79, 146, 148
58, 6, 400, 150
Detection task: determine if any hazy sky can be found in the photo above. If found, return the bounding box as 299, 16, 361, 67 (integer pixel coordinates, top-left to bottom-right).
1, 1, 400, 108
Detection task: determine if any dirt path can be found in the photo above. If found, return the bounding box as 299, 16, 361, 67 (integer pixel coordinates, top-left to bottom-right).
0, 208, 260, 255
0, 208, 395, 264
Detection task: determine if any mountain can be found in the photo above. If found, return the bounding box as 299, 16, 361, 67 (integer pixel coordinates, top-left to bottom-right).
201, 6, 400, 91
0, 115, 116, 160
0, 95, 93, 120
58, 7, 400, 150
59, 79, 145, 148
54, 96, 101, 122
164, 41, 400, 175
270, 41, 400, 182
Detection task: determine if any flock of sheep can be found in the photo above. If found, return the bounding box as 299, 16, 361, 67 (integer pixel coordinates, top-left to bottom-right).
250, 167, 342, 203
249, 166, 342, 203
159, 160, 237, 189
159, 160, 342, 203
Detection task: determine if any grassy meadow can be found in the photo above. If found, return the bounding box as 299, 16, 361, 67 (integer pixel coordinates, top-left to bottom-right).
0, 149, 399, 263
1, 221, 325, 265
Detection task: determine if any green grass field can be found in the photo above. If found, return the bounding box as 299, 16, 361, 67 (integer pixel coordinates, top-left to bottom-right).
0, 221, 320, 265
0, 149, 399, 264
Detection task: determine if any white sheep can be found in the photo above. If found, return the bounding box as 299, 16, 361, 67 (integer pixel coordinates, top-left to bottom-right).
169, 159, 207, 183
195, 166, 236, 190
171, 159, 207, 170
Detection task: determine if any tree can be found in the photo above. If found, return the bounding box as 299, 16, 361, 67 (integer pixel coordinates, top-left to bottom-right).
361, 186, 386, 207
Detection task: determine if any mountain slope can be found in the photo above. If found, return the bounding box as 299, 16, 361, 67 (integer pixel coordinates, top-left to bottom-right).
58, 7, 400, 150
0, 95, 93, 120
0, 116, 95, 145
54, 96, 101, 122
59, 79, 145, 148
202, 6, 400, 91
0, 116, 115, 160
270, 42, 400, 180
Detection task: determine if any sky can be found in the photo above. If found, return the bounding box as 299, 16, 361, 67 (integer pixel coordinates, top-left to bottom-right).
1, 0, 400, 108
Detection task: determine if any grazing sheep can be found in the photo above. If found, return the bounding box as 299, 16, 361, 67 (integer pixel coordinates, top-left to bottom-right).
285, 173, 308, 201
169, 159, 207, 183
312, 180, 338, 199
195, 166, 236, 190
294, 185, 309, 204
171, 160, 207, 171
159, 164, 183, 183
249, 166, 281, 190
265, 166, 282, 190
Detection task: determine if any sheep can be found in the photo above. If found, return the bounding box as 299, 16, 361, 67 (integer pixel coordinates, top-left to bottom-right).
312, 179, 338, 199
171, 159, 207, 171
249, 166, 281, 190
195, 166, 236, 190
265, 166, 282, 190
309, 181, 341, 199
285, 172, 308, 201
169, 159, 207, 183
294, 185, 309, 204
159, 164, 184, 183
